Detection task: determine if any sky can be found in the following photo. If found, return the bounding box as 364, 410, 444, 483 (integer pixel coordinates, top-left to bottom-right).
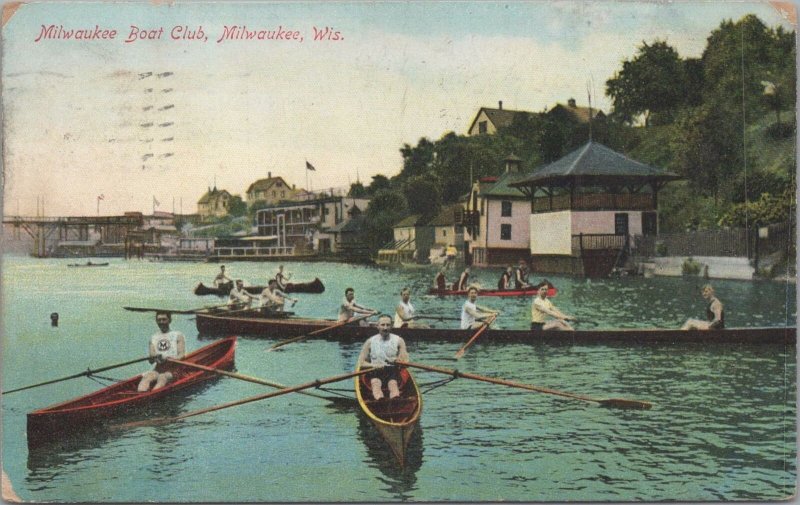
1, 0, 795, 216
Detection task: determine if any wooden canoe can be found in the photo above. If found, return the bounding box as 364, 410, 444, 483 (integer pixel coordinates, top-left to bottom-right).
429, 280, 557, 297
67, 262, 109, 267
194, 278, 324, 296
27, 337, 237, 448
194, 311, 796, 345
355, 363, 421, 467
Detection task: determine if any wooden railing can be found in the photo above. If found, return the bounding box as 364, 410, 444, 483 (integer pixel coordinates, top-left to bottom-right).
571, 233, 626, 255
454, 209, 479, 226
532, 193, 655, 213
214, 246, 295, 257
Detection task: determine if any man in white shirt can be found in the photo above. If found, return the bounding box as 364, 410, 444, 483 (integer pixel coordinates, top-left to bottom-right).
461, 286, 498, 329
137, 312, 186, 392
357, 315, 409, 400
338, 287, 376, 324
229, 279, 256, 308
260, 279, 297, 313
531, 285, 575, 331
394, 287, 417, 328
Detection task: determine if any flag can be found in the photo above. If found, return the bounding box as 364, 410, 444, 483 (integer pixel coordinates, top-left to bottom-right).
153, 196, 160, 207
97, 194, 105, 200
305, 161, 316, 171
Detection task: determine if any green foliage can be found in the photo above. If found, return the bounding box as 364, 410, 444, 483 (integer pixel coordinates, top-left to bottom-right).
657, 183, 722, 232
367, 175, 391, 194
682, 257, 701, 276
363, 189, 409, 251
348, 182, 368, 197
403, 176, 441, 218
228, 195, 247, 217
718, 185, 796, 227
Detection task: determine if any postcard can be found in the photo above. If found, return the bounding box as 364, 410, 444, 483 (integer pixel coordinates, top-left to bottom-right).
1, 1, 796, 502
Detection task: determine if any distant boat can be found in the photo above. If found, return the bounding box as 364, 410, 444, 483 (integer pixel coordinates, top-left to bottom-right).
67, 261, 109, 267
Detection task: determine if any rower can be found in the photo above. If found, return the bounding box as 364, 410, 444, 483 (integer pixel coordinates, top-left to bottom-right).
515, 260, 530, 289
498, 266, 513, 290
228, 279, 256, 309
461, 286, 498, 329
531, 285, 575, 331
339, 287, 376, 325
454, 267, 471, 291
682, 284, 724, 330
434, 269, 447, 291
394, 287, 420, 328
260, 279, 298, 314
213, 265, 232, 288
137, 311, 186, 392
357, 315, 409, 400
275, 265, 292, 291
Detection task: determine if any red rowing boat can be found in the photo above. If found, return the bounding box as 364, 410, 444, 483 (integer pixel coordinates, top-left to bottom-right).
27, 337, 237, 448
428, 280, 557, 297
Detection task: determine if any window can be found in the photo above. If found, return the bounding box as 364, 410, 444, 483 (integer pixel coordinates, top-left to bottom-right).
272, 191, 276, 197
478, 121, 487, 134
480, 199, 485, 216
442, 229, 447, 237
500, 224, 512, 240
281, 191, 285, 198
501, 201, 512, 217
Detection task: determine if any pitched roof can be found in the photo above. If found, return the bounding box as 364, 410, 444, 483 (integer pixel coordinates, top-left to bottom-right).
329, 215, 365, 233
246, 177, 289, 194
394, 214, 426, 228
481, 170, 529, 198
468, 107, 536, 133
197, 188, 231, 204
550, 103, 605, 123
428, 203, 464, 226
511, 141, 681, 188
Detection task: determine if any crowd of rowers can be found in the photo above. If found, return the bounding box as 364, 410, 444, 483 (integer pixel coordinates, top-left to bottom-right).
434, 259, 534, 291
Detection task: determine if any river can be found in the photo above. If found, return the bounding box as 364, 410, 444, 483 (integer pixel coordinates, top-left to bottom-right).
1, 255, 796, 501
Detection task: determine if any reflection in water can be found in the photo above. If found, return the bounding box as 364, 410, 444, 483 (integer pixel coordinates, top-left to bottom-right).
356, 411, 423, 499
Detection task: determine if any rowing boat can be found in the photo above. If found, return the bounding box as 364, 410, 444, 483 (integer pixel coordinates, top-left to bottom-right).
194, 311, 795, 345
355, 363, 421, 467
67, 262, 109, 267
194, 278, 325, 297
27, 337, 237, 448
428, 280, 557, 297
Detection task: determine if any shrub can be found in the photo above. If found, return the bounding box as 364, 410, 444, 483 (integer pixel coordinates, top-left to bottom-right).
682, 257, 701, 275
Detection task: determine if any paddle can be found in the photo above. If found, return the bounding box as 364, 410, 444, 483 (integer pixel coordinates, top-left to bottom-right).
166, 358, 348, 402
266, 313, 374, 352
412, 316, 462, 322
3, 356, 151, 394
397, 361, 652, 410
116, 368, 373, 429
454, 314, 497, 360
124, 303, 230, 315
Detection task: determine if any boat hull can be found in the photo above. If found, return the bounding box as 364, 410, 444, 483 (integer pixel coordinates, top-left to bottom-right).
355, 364, 421, 467
194, 278, 324, 296
195, 312, 796, 345
429, 280, 556, 297
27, 337, 237, 448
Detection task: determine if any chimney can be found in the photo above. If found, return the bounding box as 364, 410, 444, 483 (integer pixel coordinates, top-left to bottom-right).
498, 100, 503, 110
568, 98, 576, 108
268, 171, 272, 179
504, 154, 522, 173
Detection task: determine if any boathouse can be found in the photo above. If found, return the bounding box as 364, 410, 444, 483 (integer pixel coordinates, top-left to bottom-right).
461, 155, 532, 266
510, 141, 680, 277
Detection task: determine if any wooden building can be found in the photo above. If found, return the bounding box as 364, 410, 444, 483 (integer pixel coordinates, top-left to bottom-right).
197, 187, 232, 219
510, 141, 680, 277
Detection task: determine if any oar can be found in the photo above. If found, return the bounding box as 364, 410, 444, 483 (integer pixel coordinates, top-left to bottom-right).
166, 358, 346, 402
453, 314, 497, 360
123, 303, 230, 315
266, 313, 374, 352
413, 316, 462, 322
398, 361, 653, 410
117, 368, 372, 429
3, 356, 151, 394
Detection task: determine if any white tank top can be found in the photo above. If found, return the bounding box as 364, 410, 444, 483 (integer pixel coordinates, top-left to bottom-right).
368, 334, 401, 366
150, 330, 182, 360
394, 300, 415, 328
461, 300, 477, 329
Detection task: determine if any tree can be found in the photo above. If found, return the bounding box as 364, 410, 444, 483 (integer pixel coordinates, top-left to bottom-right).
399, 138, 435, 179
606, 40, 687, 126
348, 182, 368, 197
228, 195, 247, 217
362, 189, 408, 252
367, 174, 391, 194
403, 176, 441, 218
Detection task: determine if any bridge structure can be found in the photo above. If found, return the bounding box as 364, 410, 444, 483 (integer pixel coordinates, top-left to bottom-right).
2, 215, 145, 257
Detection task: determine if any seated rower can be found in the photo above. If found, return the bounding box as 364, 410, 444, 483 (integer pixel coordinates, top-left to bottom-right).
454, 267, 471, 291
434, 269, 447, 291
498, 266, 513, 290
260, 279, 298, 314
394, 287, 427, 328
531, 285, 575, 331
228, 279, 256, 309
339, 287, 377, 325
137, 312, 186, 392
515, 260, 531, 289
213, 265, 232, 288
358, 315, 410, 400
461, 286, 499, 329
275, 265, 292, 291
682, 284, 724, 330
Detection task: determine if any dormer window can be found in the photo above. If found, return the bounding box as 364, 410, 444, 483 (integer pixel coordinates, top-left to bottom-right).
478, 121, 487, 134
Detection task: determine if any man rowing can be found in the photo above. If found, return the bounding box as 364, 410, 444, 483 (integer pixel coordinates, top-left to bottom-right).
454, 267, 471, 291
461, 286, 499, 329
228, 279, 256, 309
515, 260, 530, 289
213, 265, 232, 288
339, 287, 377, 325
260, 279, 297, 313
682, 284, 724, 330
275, 265, 291, 291
498, 266, 513, 290
357, 314, 410, 400
137, 312, 186, 392
395, 287, 426, 328
434, 269, 447, 291
531, 285, 575, 331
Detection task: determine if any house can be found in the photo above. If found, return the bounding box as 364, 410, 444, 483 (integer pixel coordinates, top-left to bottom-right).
197, 187, 232, 219
548, 98, 605, 123
378, 214, 435, 265
427, 203, 466, 263
255, 195, 370, 254
245, 172, 300, 206
461, 155, 533, 266
467, 101, 536, 136
510, 141, 681, 277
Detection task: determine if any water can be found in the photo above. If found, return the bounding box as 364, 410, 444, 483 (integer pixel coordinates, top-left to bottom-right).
2, 256, 796, 501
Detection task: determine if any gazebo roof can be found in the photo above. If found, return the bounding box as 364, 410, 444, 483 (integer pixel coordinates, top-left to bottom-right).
510, 141, 681, 189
